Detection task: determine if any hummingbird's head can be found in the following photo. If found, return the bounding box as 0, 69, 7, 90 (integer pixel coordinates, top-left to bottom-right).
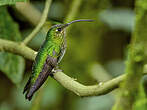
46, 19, 93, 43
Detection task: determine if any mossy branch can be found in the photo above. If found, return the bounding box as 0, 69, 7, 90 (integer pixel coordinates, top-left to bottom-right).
112, 0, 147, 109
0, 38, 147, 97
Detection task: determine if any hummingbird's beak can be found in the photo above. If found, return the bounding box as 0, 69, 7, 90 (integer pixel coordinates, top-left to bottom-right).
62, 19, 94, 28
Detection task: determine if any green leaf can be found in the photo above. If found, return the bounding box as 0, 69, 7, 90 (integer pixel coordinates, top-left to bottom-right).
0, 7, 25, 84
0, 0, 27, 6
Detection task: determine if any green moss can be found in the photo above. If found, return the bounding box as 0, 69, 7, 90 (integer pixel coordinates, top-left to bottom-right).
112, 0, 147, 109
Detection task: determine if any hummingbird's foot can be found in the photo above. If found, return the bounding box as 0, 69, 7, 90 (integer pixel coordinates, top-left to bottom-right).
53, 65, 62, 72
52, 68, 62, 73
50, 68, 62, 77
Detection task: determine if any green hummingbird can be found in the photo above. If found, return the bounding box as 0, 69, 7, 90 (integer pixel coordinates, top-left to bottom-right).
23, 19, 93, 101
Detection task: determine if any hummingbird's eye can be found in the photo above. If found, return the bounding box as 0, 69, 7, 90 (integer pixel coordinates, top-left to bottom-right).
56, 28, 62, 32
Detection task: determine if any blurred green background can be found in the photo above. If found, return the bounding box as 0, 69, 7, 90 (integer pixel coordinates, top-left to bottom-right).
0, 0, 136, 110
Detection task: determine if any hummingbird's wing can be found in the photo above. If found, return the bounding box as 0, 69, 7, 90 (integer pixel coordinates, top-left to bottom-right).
23, 55, 57, 101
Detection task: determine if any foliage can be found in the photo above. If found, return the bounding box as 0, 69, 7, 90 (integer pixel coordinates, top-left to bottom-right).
0, 0, 147, 110
0, 0, 27, 6
0, 7, 25, 84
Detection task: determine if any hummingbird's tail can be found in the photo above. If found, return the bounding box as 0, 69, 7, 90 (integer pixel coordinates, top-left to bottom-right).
23, 55, 57, 101
25, 86, 35, 101
23, 65, 53, 101
24, 71, 51, 101
23, 77, 33, 101
23, 77, 31, 94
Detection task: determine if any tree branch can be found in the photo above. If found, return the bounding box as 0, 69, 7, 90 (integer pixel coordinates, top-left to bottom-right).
0, 39, 36, 60
15, 2, 41, 26
53, 72, 126, 96
0, 38, 147, 97
22, 0, 52, 45
64, 0, 82, 23
112, 0, 147, 109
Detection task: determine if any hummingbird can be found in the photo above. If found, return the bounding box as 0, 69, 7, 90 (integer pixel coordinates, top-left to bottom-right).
23, 19, 93, 101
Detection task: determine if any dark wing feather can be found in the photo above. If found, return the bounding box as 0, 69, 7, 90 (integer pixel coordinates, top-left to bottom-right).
23, 77, 31, 94
24, 55, 57, 101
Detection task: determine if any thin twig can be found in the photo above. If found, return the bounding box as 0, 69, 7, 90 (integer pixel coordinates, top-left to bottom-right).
64, 0, 82, 23
15, 2, 41, 26
22, 0, 52, 45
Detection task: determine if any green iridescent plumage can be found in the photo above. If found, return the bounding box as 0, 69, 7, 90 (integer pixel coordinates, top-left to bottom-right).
23, 19, 93, 101
31, 26, 65, 83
